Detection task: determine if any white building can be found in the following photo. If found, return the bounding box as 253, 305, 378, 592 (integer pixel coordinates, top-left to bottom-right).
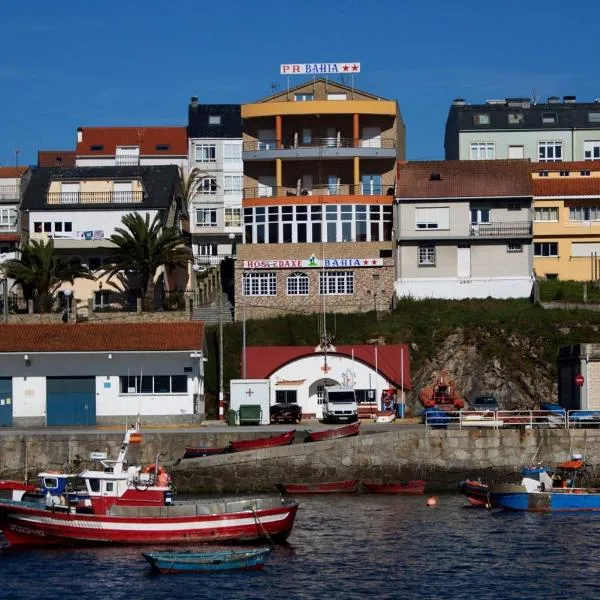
0, 322, 206, 427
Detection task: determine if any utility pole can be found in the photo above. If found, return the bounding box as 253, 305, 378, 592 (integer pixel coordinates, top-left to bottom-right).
2, 277, 8, 324
219, 289, 224, 419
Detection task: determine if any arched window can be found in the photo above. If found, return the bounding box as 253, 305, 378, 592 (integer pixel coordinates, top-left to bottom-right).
287, 272, 309, 296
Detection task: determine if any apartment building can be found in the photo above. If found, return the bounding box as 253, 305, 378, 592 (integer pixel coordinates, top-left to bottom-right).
187, 98, 243, 262
236, 78, 404, 319
0, 166, 28, 256
395, 160, 534, 299
532, 161, 600, 281
445, 96, 600, 162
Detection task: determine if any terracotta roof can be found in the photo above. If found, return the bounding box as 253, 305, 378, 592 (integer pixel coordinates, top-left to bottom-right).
76, 127, 188, 156
0, 167, 27, 178
534, 178, 600, 196
0, 233, 20, 241
245, 344, 411, 390
396, 160, 532, 199
38, 151, 76, 168
531, 160, 600, 172
0, 323, 204, 353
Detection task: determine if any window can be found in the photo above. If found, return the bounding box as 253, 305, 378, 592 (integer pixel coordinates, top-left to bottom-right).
507, 242, 523, 253
415, 207, 449, 229
589, 112, 600, 123
559, 171, 570, 177
155, 144, 170, 151
569, 206, 600, 221
90, 145, 104, 151
44, 222, 51, 232
534, 242, 558, 257
34, 222, 42, 233
507, 202, 521, 210
418, 245, 436, 267
539, 171, 549, 177
223, 143, 241, 162
327, 93, 347, 100
582, 170, 591, 176
294, 93, 314, 101
208, 115, 221, 125
199, 177, 217, 194
276, 390, 297, 404
534, 207, 559, 221
54, 222, 62, 232
538, 141, 563, 162
473, 114, 490, 125
243, 272, 277, 296
508, 112, 524, 124
224, 175, 243, 195
470, 208, 490, 224
224, 207, 241, 227
195, 144, 216, 163
287, 272, 309, 296
196, 208, 218, 227
119, 375, 187, 394
508, 145, 524, 159
93, 290, 110, 310
65, 222, 72, 232
584, 141, 600, 160
542, 112, 557, 124
470, 142, 495, 160
319, 271, 354, 295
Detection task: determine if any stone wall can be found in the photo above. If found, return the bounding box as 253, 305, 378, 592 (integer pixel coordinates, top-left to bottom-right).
2, 428, 598, 493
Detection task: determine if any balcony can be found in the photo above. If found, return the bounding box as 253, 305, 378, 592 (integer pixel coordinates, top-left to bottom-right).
469, 222, 532, 237
0, 185, 20, 201
243, 183, 395, 200
243, 137, 396, 161
47, 191, 144, 205
0, 216, 19, 233
115, 156, 140, 166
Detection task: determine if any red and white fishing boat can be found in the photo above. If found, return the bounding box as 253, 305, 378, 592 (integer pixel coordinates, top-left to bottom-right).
304, 421, 360, 443
362, 480, 426, 494
277, 480, 359, 494
0, 425, 298, 547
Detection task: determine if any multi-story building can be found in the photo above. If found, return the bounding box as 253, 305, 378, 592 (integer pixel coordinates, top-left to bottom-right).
532, 161, 600, 281
395, 160, 534, 299
20, 165, 184, 311
187, 98, 242, 262
236, 78, 404, 319
445, 96, 600, 162
0, 166, 28, 256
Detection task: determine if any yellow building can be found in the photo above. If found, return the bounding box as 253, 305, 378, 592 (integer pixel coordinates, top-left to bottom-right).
533, 161, 600, 280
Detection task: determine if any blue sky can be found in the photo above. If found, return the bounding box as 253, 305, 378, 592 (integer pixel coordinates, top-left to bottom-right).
2, 0, 600, 166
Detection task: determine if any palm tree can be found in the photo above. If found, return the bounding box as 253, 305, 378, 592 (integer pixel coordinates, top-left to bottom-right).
103, 212, 191, 310
178, 165, 209, 217
3, 239, 94, 313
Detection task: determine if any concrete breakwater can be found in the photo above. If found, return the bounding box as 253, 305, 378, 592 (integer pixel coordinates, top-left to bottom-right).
1, 428, 599, 492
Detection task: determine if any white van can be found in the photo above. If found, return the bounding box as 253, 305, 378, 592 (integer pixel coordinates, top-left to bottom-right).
322, 386, 358, 423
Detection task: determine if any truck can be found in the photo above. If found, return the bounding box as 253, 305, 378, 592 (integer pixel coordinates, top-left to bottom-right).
322, 385, 358, 424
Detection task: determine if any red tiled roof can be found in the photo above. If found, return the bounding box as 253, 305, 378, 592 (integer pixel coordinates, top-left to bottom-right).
38, 150, 76, 168
0, 323, 204, 353
0, 233, 20, 241
0, 167, 27, 178
531, 160, 600, 172
534, 178, 600, 196
396, 160, 532, 199
245, 344, 411, 390
76, 127, 188, 156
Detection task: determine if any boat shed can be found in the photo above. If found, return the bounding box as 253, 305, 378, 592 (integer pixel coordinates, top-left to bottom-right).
244, 343, 410, 419
558, 343, 600, 411
0, 322, 206, 427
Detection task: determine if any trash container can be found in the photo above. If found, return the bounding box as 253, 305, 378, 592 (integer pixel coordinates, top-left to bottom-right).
226, 409, 237, 426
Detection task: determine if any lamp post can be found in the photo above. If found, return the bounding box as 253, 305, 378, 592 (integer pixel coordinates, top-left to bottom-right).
63, 288, 72, 323
2, 276, 7, 324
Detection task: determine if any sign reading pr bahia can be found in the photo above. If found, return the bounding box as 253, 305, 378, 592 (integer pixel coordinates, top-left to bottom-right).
280, 63, 361, 75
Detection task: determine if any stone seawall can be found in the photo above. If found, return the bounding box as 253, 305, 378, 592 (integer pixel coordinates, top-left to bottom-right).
1, 428, 598, 492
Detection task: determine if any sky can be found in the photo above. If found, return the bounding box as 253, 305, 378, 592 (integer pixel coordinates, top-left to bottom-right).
2, 0, 600, 167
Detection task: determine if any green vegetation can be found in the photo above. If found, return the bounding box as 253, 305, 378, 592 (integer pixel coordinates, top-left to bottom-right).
203, 298, 600, 413
537, 279, 600, 303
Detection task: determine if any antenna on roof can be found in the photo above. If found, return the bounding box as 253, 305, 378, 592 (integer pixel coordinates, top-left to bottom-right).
531, 89, 538, 105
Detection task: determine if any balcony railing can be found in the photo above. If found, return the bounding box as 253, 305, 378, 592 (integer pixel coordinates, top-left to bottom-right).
115, 156, 140, 166
194, 254, 233, 267
469, 222, 532, 236
243, 137, 396, 152
0, 185, 20, 200
244, 183, 395, 199
0, 217, 19, 233
47, 191, 144, 205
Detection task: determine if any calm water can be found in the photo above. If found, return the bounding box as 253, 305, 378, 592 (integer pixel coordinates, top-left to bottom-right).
2, 493, 600, 599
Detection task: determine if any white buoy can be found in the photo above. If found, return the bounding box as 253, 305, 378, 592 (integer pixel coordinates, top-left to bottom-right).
426, 496, 438, 508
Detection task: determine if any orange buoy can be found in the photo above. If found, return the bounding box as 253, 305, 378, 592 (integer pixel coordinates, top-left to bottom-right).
426, 496, 438, 508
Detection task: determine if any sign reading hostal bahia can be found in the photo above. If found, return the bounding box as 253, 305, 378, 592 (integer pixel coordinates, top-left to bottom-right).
243, 256, 383, 269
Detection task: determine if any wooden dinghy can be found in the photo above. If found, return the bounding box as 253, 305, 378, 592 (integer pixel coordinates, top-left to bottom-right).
362, 480, 426, 494
277, 479, 359, 494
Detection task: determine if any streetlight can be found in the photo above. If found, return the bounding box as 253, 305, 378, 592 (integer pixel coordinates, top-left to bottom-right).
62, 288, 72, 323
1, 276, 8, 324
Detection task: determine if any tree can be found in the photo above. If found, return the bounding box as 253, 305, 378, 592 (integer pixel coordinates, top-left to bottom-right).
103, 212, 191, 310
3, 239, 94, 313
178, 165, 208, 215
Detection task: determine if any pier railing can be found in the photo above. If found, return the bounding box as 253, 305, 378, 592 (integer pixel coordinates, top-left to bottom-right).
424, 409, 575, 430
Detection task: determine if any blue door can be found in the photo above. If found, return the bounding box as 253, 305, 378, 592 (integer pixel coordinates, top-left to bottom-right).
361, 175, 382, 195
0, 377, 13, 427
46, 377, 96, 426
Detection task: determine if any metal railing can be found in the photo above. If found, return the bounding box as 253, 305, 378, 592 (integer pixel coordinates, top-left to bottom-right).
193, 254, 233, 267
243, 183, 395, 199
424, 409, 568, 429
47, 191, 144, 205
243, 137, 396, 152
0, 185, 20, 200
469, 222, 532, 237
115, 156, 140, 166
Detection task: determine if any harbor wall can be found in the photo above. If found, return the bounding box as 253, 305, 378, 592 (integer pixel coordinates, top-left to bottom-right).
1, 428, 599, 492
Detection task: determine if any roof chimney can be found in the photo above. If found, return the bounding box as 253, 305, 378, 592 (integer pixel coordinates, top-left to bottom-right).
190, 96, 199, 107
77, 127, 83, 143
452, 98, 466, 106
548, 96, 560, 104
563, 96, 576, 103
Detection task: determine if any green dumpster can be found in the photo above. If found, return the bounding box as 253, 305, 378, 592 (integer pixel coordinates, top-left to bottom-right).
238, 404, 262, 425
226, 409, 237, 426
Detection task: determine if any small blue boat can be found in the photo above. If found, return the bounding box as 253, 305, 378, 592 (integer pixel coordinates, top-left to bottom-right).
142, 547, 273, 573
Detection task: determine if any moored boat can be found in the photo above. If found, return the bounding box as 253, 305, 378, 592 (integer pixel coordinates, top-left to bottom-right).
458, 478, 490, 507
304, 421, 360, 443
142, 547, 273, 573
0, 425, 299, 547
418, 370, 465, 412
182, 446, 229, 459
362, 480, 426, 494
277, 480, 359, 494
228, 429, 295, 452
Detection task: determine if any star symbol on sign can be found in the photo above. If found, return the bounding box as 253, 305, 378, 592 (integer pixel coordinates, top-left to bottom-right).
372, 259, 377, 265
352, 64, 359, 71
342, 64, 350, 71
363, 259, 369, 265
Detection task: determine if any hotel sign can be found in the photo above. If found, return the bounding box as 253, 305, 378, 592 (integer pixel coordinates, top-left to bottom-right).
243, 257, 383, 269
280, 63, 360, 75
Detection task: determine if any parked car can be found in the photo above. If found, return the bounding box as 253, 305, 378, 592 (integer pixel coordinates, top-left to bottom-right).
269, 403, 302, 424
470, 395, 499, 411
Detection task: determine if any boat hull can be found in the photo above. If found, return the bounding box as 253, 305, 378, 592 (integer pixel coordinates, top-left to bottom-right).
491, 486, 600, 512
459, 479, 490, 507
304, 422, 360, 443
362, 480, 426, 494
228, 430, 295, 452
0, 498, 299, 547
277, 480, 358, 494
182, 447, 228, 459
142, 548, 272, 573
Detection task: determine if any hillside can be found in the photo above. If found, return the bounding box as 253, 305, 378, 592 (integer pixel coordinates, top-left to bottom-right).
203, 299, 600, 416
